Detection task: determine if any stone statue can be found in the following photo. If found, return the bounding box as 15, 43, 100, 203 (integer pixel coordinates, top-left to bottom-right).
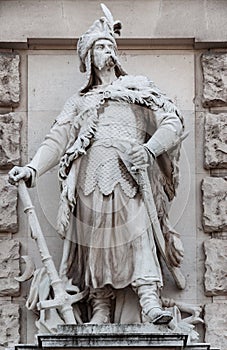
9, 4, 187, 328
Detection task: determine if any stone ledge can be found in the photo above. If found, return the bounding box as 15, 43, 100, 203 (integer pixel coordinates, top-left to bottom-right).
186, 346, 217, 350
57, 324, 179, 335
14, 323, 213, 350
42, 324, 188, 349
38, 335, 187, 349
1, 38, 227, 51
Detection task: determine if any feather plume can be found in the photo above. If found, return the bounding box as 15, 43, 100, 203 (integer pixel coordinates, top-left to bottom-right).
101, 3, 114, 26
101, 3, 122, 35
113, 21, 122, 36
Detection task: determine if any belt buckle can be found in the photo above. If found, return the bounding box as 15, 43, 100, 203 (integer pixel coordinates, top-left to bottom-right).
103, 90, 111, 99
103, 138, 112, 147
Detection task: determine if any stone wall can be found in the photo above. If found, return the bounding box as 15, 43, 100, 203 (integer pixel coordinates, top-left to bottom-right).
201, 52, 227, 349
0, 1, 227, 349
0, 53, 21, 350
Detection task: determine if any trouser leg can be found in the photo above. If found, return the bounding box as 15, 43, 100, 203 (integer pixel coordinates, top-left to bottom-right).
88, 286, 114, 324
132, 280, 172, 324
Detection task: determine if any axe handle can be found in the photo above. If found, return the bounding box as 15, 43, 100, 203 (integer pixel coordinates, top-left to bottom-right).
18, 180, 77, 324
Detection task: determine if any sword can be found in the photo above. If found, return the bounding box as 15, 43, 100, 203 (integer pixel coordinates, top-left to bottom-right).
135, 166, 186, 290
118, 136, 187, 290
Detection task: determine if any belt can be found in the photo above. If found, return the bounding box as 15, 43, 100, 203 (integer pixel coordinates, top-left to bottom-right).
92, 138, 138, 153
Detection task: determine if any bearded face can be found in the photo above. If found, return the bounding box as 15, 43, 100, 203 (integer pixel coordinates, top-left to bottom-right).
92, 39, 117, 70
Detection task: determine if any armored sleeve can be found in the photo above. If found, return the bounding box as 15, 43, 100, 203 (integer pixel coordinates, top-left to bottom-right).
27, 94, 78, 185
27, 122, 71, 178
144, 107, 183, 158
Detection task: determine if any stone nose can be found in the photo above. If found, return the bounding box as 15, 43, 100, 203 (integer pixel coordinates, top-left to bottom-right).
104, 46, 112, 54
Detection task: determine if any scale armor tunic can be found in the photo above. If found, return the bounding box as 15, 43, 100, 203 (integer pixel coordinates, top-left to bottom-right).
78, 101, 146, 197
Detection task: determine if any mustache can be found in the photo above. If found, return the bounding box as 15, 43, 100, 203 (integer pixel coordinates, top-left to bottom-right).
105, 54, 117, 67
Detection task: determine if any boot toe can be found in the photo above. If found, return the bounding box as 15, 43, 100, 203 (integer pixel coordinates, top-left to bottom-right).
146, 308, 173, 325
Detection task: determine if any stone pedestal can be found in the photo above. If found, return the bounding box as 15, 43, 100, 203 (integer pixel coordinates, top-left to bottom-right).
14, 325, 213, 350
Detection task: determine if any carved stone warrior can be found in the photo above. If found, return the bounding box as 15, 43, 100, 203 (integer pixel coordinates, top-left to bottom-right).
9, 5, 185, 325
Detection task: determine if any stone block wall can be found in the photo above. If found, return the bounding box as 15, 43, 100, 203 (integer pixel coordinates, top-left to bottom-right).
201, 52, 227, 350
0, 53, 20, 106
0, 1, 227, 349
204, 113, 227, 169
0, 52, 21, 350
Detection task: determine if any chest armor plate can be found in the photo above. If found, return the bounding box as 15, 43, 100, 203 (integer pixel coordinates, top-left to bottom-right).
77, 101, 147, 197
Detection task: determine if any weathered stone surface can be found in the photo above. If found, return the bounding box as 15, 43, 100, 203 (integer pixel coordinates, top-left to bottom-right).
204, 303, 227, 350
1, 0, 227, 44
0, 303, 20, 350
204, 239, 227, 296
204, 113, 227, 169
40, 324, 187, 348
0, 53, 20, 106
0, 239, 20, 296
202, 53, 227, 107
0, 175, 18, 233
0, 113, 22, 168
202, 177, 227, 232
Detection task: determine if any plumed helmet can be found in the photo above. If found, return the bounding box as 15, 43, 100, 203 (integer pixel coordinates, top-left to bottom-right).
77, 3, 127, 93
77, 17, 117, 73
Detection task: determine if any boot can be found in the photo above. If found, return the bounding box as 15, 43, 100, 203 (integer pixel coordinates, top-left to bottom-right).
88, 287, 114, 324
134, 283, 173, 325
88, 296, 111, 324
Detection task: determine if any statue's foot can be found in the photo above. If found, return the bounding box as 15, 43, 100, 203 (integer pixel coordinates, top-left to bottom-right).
88, 296, 111, 324
87, 314, 110, 324
146, 308, 173, 325
87, 309, 110, 324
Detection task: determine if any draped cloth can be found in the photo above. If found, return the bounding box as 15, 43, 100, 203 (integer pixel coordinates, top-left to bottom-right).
66, 184, 163, 290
